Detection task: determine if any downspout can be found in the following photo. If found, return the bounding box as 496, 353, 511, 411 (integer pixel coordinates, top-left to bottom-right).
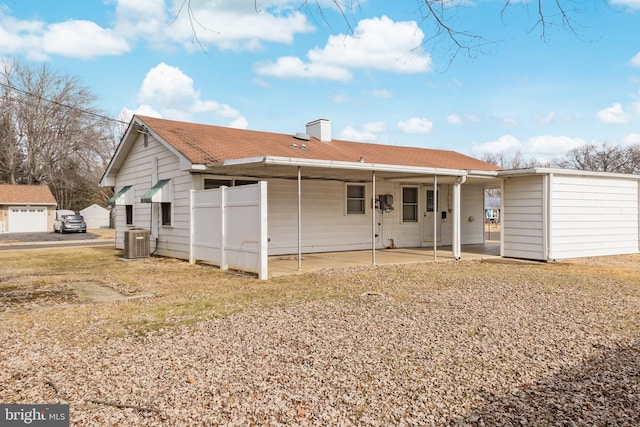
433, 175, 438, 260
372, 170, 376, 265
500, 178, 504, 257
297, 166, 302, 271
452, 175, 467, 260
546, 173, 554, 261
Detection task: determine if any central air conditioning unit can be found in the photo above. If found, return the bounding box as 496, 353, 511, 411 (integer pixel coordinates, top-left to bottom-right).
124, 229, 150, 259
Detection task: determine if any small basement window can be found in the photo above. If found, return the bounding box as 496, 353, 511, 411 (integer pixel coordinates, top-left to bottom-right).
125, 205, 133, 225
346, 184, 366, 215
161, 202, 172, 226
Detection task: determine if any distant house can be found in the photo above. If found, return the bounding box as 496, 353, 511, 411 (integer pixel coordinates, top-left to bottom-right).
0, 184, 57, 233
485, 196, 501, 222
80, 204, 110, 229
100, 115, 640, 278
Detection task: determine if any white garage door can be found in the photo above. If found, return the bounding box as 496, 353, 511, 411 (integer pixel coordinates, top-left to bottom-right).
8, 206, 48, 232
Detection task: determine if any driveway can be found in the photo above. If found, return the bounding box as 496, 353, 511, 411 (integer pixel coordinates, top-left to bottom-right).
0, 230, 114, 249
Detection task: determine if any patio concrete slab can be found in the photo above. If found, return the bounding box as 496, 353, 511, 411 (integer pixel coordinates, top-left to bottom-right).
268, 242, 501, 278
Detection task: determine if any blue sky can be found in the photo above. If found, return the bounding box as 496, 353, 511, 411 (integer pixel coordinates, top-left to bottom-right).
1, 0, 640, 162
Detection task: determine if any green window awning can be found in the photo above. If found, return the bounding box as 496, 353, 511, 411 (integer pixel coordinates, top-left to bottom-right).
141, 179, 171, 203
107, 185, 132, 207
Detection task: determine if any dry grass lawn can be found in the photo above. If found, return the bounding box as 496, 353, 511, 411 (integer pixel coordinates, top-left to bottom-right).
1, 246, 639, 425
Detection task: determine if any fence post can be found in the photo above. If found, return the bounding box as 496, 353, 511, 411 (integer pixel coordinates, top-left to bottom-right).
220, 186, 228, 271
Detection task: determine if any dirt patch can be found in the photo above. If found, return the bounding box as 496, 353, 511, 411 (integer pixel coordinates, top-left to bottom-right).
0, 281, 148, 312
0, 286, 77, 310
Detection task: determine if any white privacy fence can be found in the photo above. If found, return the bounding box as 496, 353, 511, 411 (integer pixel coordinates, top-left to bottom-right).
190, 182, 268, 279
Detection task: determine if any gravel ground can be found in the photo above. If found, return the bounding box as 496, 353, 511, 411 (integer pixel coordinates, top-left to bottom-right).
1, 260, 639, 426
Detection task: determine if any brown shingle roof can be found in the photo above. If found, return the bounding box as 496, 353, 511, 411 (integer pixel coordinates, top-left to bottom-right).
0, 184, 57, 205
137, 116, 501, 171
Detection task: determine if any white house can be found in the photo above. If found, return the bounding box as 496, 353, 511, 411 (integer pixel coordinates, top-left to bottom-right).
100, 115, 640, 278
80, 204, 111, 229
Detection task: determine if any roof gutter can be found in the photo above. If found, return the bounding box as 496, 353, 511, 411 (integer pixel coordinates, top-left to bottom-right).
220, 156, 470, 177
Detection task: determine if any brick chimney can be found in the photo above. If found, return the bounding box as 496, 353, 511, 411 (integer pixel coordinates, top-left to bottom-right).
306, 119, 331, 142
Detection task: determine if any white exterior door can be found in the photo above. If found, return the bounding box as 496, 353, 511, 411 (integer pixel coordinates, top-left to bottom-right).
422, 187, 441, 242
8, 206, 48, 232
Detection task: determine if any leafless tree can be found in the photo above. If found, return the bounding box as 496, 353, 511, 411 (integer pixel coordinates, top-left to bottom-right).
178, 0, 602, 63
554, 143, 640, 174
0, 59, 116, 210
481, 150, 548, 169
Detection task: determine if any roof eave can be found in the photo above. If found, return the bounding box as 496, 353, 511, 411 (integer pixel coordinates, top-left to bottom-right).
219, 156, 470, 176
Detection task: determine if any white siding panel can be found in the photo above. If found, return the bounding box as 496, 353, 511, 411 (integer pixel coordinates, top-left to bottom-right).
550, 175, 639, 259
461, 185, 484, 244
267, 179, 377, 255
503, 176, 545, 260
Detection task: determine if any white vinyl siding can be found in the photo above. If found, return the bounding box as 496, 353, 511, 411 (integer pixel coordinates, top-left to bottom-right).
267, 179, 375, 255
112, 132, 192, 259
502, 176, 545, 260
460, 185, 485, 245
550, 175, 639, 259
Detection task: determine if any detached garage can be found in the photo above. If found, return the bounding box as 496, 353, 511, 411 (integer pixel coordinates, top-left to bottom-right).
501, 169, 640, 261
0, 184, 57, 233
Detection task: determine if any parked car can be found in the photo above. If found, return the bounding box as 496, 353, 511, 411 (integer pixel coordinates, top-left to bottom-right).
53, 210, 75, 233
59, 214, 87, 234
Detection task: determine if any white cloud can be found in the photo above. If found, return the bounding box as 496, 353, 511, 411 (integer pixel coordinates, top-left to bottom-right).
253, 56, 352, 81
492, 116, 519, 127
43, 20, 130, 59
162, 0, 311, 51
0, 0, 311, 60
610, 0, 640, 9
397, 117, 433, 134
534, 111, 557, 124
447, 114, 463, 125
0, 12, 129, 60
118, 105, 162, 123
622, 133, 640, 145
630, 52, 640, 67
471, 134, 587, 160
254, 15, 431, 81
114, 0, 167, 40
370, 89, 393, 98
339, 121, 387, 142
597, 102, 630, 124
134, 63, 247, 126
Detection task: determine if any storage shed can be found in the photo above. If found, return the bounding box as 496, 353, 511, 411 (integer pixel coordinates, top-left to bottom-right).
80, 204, 111, 229
500, 169, 640, 260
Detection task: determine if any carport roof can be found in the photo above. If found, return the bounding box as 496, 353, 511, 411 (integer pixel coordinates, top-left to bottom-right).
0, 184, 56, 205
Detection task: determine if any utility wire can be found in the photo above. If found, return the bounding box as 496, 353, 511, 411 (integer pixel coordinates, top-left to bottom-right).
0, 81, 129, 126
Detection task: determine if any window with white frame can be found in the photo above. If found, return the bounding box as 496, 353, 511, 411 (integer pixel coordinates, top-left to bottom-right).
402, 187, 418, 222
346, 184, 366, 214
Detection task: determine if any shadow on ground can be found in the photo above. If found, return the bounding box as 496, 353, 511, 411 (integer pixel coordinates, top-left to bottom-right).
451, 339, 640, 425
